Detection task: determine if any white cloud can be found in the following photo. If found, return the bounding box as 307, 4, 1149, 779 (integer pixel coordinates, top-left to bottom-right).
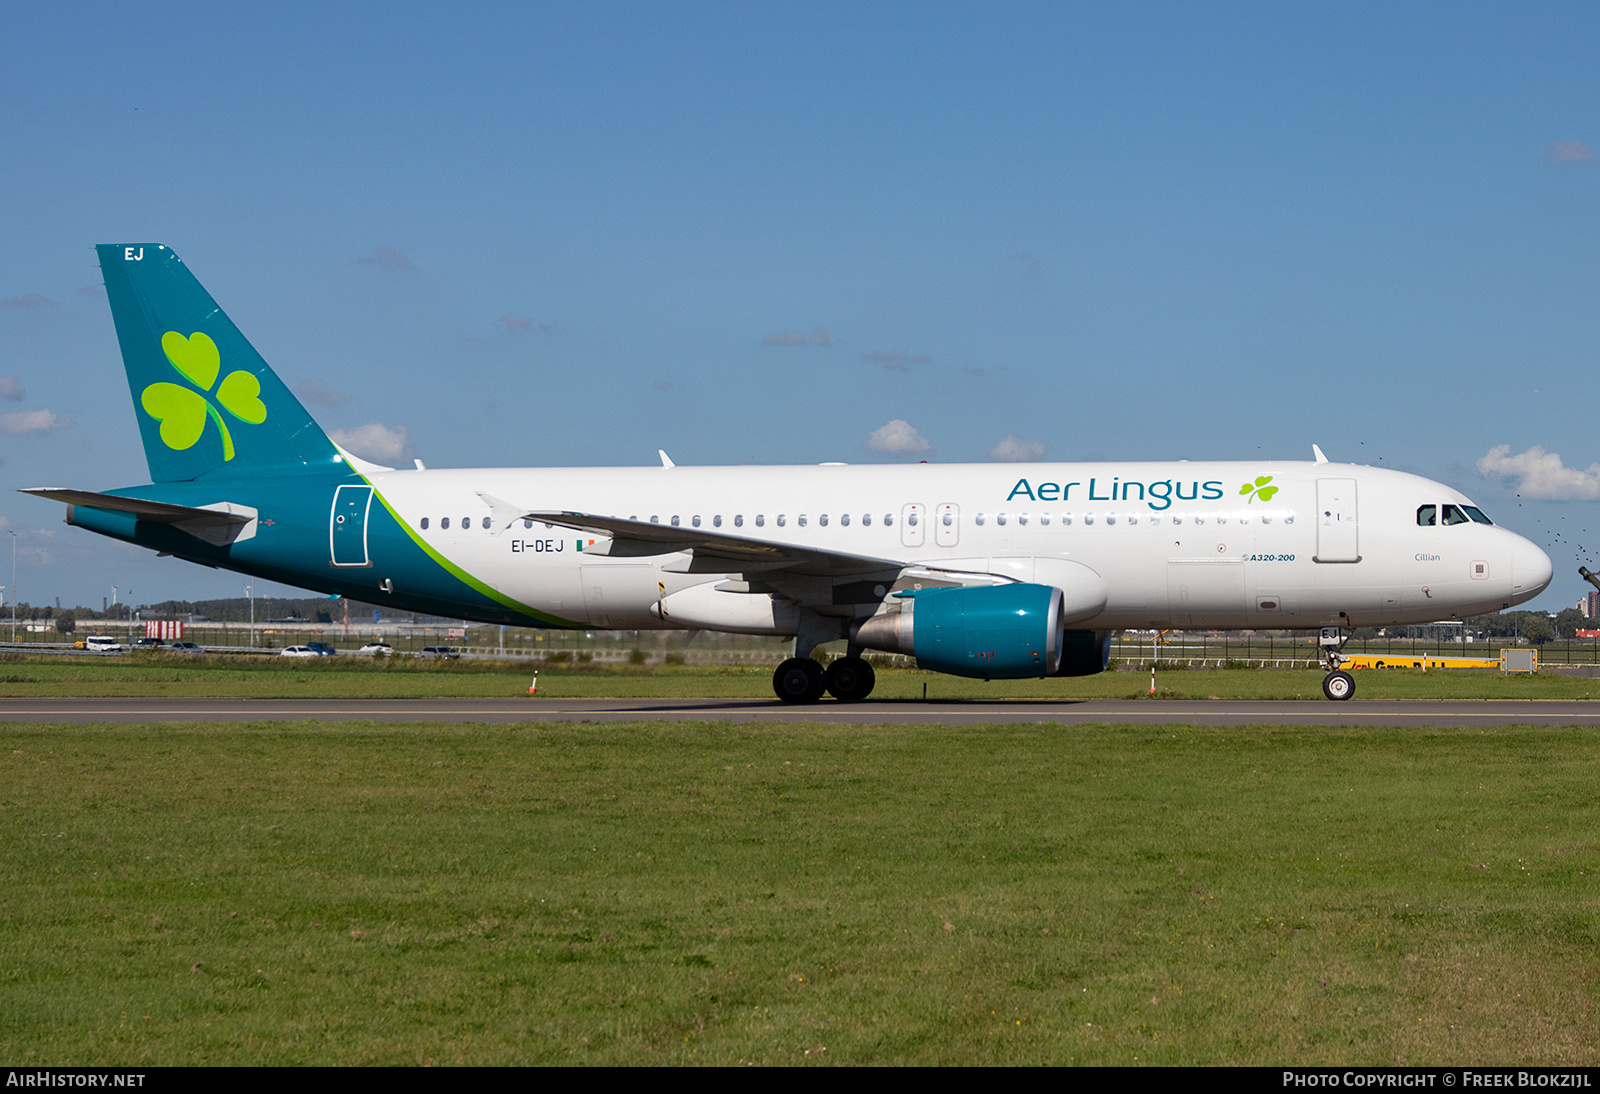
864, 419, 933, 457
0, 409, 71, 434
988, 436, 1046, 462
0, 377, 23, 401
1545, 140, 1596, 164
1477, 444, 1600, 500
330, 422, 413, 463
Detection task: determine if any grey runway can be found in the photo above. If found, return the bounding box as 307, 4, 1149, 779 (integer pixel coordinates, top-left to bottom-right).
2, 696, 1599, 726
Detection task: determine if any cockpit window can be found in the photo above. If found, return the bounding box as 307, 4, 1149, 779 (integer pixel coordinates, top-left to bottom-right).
1462, 505, 1494, 525
1441, 504, 1470, 526
1417, 505, 1437, 526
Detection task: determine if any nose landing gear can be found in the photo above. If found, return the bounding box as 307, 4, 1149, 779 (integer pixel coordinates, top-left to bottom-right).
1318, 626, 1355, 701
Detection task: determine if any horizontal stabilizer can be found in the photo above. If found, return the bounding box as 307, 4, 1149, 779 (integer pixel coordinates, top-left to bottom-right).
21, 488, 258, 547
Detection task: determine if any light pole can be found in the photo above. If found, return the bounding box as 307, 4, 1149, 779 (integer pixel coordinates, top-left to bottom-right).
9, 531, 17, 643
245, 583, 254, 648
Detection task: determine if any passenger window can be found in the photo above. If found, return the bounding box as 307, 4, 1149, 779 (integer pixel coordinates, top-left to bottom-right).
799, 515, 808, 527
755, 514, 765, 527
712, 515, 721, 528
1061, 513, 1071, 525
820, 514, 829, 527
975, 513, 985, 526
734, 515, 743, 527
943, 513, 953, 526
1417, 505, 1437, 526
907, 513, 917, 527
840, 514, 850, 526
524, 519, 533, 529
441, 517, 450, 529
777, 515, 786, 527
650, 516, 659, 524
1105, 514, 1116, 525
884, 513, 893, 527
1442, 504, 1469, 526
420, 517, 429, 530
996, 513, 1007, 526
1040, 513, 1050, 526
862, 514, 871, 526
671, 515, 680, 527
692, 515, 701, 527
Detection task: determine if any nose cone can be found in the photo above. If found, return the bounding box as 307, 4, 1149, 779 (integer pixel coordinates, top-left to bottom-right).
1510, 537, 1554, 604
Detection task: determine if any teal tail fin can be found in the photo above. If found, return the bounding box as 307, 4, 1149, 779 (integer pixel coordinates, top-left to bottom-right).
97, 243, 342, 482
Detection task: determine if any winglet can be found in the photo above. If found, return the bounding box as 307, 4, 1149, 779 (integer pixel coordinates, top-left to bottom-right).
659, 449, 675, 469
1312, 444, 1329, 464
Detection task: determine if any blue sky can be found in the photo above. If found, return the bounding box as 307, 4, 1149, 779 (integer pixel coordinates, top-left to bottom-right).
2, 2, 1597, 613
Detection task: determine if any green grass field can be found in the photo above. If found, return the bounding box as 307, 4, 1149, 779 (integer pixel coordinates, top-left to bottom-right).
2, 718, 1596, 1065
2, 653, 1599, 700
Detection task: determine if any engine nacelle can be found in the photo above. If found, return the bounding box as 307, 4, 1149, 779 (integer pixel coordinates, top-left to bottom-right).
853, 583, 1066, 680
1052, 628, 1114, 677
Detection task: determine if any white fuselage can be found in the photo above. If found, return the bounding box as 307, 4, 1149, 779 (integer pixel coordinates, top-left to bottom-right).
361, 459, 1552, 633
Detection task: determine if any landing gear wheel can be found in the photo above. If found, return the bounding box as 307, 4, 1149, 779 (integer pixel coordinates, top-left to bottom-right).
824, 656, 876, 702
773, 657, 827, 704
1322, 670, 1355, 701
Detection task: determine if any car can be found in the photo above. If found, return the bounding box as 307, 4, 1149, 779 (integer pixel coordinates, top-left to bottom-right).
419, 646, 460, 658
131, 637, 165, 648
82, 635, 125, 652
306, 642, 337, 656
166, 642, 202, 653
358, 641, 393, 655
280, 645, 319, 658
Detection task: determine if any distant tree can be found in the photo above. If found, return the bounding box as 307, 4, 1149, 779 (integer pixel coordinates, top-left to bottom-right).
1555, 607, 1587, 639
55, 613, 75, 636
1520, 613, 1555, 646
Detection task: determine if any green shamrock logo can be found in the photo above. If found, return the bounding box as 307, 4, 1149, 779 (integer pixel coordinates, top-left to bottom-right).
1240, 475, 1278, 504
140, 332, 267, 461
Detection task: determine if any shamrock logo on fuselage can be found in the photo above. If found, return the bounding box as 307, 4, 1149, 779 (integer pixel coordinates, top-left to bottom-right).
140, 332, 267, 461
1239, 475, 1278, 504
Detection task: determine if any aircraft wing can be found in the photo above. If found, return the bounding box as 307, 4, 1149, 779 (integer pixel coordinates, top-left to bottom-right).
518, 508, 934, 582
524, 510, 905, 579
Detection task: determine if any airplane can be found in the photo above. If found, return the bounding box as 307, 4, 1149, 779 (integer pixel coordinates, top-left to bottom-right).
22, 244, 1555, 702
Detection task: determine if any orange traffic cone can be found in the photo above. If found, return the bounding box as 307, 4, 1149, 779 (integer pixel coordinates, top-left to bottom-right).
528, 671, 539, 696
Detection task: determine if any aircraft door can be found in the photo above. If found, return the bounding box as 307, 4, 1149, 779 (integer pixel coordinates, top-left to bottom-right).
1315, 478, 1360, 563
935, 503, 960, 547
901, 503, 925, 548
330, 485, 375, 567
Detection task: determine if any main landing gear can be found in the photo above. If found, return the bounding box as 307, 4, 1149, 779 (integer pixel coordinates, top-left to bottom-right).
772, 653, 877, 703
1318, 625, 1355, 701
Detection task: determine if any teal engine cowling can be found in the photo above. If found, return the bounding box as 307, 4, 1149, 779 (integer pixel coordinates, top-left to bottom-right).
853, 583, 1067, 680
